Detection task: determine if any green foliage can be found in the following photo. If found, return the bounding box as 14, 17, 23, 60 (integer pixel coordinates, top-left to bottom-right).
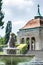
26, 38, 29, 44
17, 44, 28, 54
20, 44, 28, 54
15, 35, 17, 42
0, 0, 4, 26
0, 37, 5, 45
0, 45, 3, 51
0, 37, 7, 51
0, 45, 7, 52
5, 21, 12, 44
15, 44, 20, 47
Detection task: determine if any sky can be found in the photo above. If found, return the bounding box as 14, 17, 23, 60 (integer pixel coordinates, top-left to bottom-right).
0, 0, 43, 37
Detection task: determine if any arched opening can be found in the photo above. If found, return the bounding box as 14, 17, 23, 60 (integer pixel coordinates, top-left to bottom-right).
21, 38, 24, 44
26, 38, 30, 50
31, 37, 35, 50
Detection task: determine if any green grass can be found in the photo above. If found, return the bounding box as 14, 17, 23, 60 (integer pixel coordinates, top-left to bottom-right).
0, 52, 5, 55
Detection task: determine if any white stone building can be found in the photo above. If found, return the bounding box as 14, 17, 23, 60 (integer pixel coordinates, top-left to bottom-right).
17, 5, 43, 50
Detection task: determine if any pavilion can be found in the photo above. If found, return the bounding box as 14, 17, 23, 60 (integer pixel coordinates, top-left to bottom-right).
17, 5, 43, 50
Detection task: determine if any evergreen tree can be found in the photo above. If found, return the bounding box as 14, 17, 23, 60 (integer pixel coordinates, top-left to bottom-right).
0, 0, 4, 27
5, 21, 12, 44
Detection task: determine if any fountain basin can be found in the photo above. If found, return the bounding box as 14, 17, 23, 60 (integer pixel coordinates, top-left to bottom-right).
3, 47, 20, 54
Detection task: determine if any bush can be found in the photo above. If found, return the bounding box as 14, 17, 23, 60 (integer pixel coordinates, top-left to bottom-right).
15, 44, 20, 47
0, 46, 3, 51
0, 37, 5, 45
0, 45, 7, 52
17, 44, 28, 54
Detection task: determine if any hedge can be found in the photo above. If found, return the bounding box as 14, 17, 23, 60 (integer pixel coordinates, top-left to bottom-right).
16, 44, 28, 54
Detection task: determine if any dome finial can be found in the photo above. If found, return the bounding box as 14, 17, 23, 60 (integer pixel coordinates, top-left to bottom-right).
37, 4, 41, 16
35, 4, 43, 19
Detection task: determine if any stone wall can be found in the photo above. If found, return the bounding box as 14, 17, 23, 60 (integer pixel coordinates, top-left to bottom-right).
39, 27, 43, 50
17, 27, 42, 50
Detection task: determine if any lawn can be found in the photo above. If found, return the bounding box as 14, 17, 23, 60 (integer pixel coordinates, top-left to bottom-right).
0, 52, 5, 55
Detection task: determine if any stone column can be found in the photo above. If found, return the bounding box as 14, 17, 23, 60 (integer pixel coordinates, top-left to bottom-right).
29, 38, 31, 50
24, 37, 26, 43
17, 36, 20, 44
17, 32, 21, 44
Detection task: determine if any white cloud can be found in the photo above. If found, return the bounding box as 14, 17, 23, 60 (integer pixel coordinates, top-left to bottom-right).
12, 20, 27, 34
3, 0, 34, 9
12, 21, 25, 25
1, 0, 43, 37
1, 0, 34, 36
12, 20, 26, 30
2, 0, 34, 21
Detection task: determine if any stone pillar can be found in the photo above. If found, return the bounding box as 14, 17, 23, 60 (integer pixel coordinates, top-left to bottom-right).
29, 38, 31, 50
17, 32, 21, 44
35, 38, 40, 50
17, 36, 20, 44
24, 37, 26, 43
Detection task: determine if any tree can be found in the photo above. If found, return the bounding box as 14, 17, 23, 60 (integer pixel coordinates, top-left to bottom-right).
0, 36, 5, 45
0, 0, 4, 27
5, 21, 12, 44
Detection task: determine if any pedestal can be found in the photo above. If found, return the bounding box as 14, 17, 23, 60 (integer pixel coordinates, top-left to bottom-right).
3, 47, 19, 54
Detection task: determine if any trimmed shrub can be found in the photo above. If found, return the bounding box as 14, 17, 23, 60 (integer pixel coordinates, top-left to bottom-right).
17, 44, 28, 54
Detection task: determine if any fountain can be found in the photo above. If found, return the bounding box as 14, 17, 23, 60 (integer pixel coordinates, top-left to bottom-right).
3, 33, 19, 54
17, 57, 43, 65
